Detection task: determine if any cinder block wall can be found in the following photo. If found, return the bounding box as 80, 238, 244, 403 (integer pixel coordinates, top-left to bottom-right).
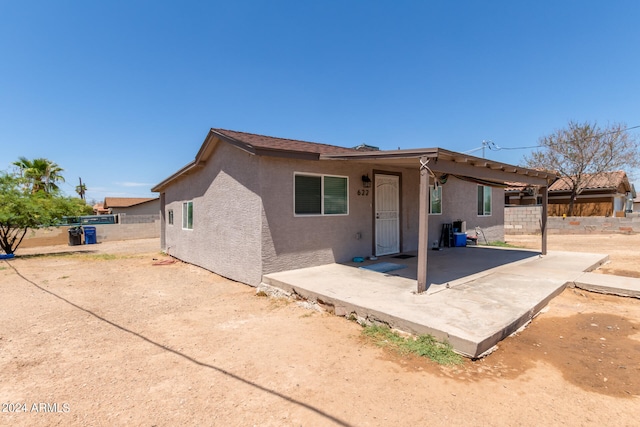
19, 219, 160, 249
473, 224, 504, 243
93, 221, 160, 241
119, 214, 160, 224
505, 206, 640, 234
504, 206, 543, 234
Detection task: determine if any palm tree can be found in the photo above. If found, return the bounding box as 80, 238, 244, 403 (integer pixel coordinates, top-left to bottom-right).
12, 157, 65, 194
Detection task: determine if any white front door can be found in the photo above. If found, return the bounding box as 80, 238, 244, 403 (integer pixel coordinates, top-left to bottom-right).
375, 174, 400, 256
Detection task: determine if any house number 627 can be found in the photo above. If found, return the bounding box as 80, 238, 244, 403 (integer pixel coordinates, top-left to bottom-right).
357, 190, 369, 196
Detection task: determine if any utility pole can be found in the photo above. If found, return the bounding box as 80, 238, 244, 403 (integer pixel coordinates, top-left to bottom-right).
78, 177, 85, 200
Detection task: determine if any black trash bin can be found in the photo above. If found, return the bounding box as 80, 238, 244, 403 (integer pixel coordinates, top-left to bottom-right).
68, 227, 83, 246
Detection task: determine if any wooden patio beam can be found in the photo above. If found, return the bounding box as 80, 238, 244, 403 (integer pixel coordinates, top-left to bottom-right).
431, 159, 549, 186
417, 156, 430, 293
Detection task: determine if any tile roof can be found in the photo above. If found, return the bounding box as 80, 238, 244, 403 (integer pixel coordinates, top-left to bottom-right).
103, 197, 158, 208
212, 128, 358, 155
504, 181, 534, 191
548, 171, 630, 192
92, 202, 110, 214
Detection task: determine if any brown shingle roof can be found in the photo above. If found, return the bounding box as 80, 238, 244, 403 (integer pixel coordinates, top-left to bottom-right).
212, 128, 358, 155
103, 197, 158, 208
153, 128, 558, 193
548, 171, 630, 192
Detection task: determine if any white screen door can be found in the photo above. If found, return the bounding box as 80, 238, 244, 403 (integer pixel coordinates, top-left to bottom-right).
375, 174, 400, 256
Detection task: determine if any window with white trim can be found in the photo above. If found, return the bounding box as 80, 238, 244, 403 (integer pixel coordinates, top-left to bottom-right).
294, 173, 348, 216
168, 209, 174, 225
182, 201, 193, 229
429, 185, 442, 214
477, 185, 492, 216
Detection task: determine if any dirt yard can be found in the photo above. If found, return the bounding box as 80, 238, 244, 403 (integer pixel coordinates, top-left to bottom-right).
1, 236, 639, 426
506, 233, 640, 278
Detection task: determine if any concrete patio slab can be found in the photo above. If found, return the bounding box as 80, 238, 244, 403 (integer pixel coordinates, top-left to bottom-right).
261, 248, 610, 358
572, 272, 640, 298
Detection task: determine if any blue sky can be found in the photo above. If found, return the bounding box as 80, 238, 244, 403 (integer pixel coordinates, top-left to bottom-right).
2, 1, 639, 202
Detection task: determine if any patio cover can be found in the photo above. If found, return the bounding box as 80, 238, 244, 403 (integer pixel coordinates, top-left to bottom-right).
321, 148, 557, 293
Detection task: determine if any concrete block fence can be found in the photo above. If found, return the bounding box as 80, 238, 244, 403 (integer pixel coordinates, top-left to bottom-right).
19, 217, 160, 249
505, 206, 640, 235
504, 206, 542, 234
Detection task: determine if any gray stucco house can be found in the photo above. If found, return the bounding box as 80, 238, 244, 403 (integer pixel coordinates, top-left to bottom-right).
152, 129, 555, 291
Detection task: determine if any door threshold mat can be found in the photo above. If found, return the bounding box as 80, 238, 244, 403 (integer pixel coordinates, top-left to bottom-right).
392, 254, 415, 259
360, 262, 407, 273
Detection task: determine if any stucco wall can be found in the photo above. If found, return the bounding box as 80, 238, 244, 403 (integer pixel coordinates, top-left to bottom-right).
258, 160, 505, 274
159, 193, 166, 250
161, 142, 263, 285
259, 157, 396, 274
157, 143, 507, 286
428, 177, 505, 244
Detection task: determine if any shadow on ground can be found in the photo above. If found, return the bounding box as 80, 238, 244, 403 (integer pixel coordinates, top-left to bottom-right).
351, 246, 539, 287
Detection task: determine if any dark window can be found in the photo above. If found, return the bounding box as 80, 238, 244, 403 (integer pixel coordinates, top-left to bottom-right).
477, 185, 492, 216
294, 174, 348, 216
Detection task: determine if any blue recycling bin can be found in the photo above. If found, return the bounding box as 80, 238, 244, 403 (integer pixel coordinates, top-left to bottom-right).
83, 226, 97, 244
454, 232, 467, 247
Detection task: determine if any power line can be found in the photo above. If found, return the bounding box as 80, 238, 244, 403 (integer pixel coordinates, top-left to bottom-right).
471, 123, 640, 153
490, 143, 539, 151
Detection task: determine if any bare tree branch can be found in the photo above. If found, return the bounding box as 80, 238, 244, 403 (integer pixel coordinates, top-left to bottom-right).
524, 121, 640, 216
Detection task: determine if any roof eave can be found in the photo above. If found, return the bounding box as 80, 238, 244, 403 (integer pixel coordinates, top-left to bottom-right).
254, 147, 321, 160
322, 147, 558, 185
320, 147, 440, 160
207, 129, 256, 157
152, 129, 325, 192
151, 160, 200, 193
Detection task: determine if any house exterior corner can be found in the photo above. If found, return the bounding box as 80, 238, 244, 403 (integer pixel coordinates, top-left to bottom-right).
159, 142, 264, 285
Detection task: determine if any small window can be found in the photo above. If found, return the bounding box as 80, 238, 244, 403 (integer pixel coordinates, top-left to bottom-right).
182, 201, 193, 229
429, 185, 442, 214
477, 185, 492, 216
168, 209, 174, 225
294, 173, 348, 216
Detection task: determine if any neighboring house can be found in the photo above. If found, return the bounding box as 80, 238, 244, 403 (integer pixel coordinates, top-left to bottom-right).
152, 128, 555, 290
506, 171, 633, 217
504, 182, 541, 206
92, 202, 110, 215
103, 197, 160, 216
547, 171, 631, 217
